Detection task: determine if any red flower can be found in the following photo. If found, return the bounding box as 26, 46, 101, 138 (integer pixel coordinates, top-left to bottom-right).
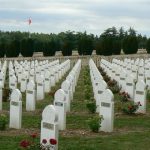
20, 140, 30, 148
42, 139, 47, 144
49, 138, 57, 145
30, 133, 37, 138
128, 106, 132, 110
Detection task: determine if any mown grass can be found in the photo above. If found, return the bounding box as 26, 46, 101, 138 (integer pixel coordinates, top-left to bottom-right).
1, 66, 150, 150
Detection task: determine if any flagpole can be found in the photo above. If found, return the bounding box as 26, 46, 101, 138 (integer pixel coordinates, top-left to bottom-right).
28, 18, 31, 38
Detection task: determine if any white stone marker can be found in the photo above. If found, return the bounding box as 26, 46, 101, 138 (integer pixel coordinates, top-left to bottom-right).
37, 75, 44, 100
100, 89, 114, 132
20, 73, 27, 92
26, 80, 36, 111
9, 89, 22, 129
40, 105, 58, 150
0, 82, 2, 110
119, 70, 127, 91
10, 75, 17, 90
95, 80, 107, 113
50, 72, 56, 87
134, 80, 147, 113
44, 71, 51, 93
61, 80, 71, 112
54, 89, 66, 130
125, 75, 135, 99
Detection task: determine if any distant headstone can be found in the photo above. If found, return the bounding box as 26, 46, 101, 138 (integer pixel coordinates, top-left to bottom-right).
37, 75, 44, 100
26, 80, 36, 111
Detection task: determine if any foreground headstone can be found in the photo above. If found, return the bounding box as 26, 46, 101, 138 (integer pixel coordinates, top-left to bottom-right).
99, 89, 114, 132
9, 89, 22, 129
40, 105, 58, 150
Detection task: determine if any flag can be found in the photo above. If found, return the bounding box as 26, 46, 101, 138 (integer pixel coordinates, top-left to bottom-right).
28, 18, 32, 25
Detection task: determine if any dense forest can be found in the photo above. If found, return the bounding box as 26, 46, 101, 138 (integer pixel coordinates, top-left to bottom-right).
0, 27, 149, 57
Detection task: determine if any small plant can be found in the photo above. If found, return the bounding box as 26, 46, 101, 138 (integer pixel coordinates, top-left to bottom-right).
86, 101, 96, 113
0, 114, 7, 130
122, 101, 142, 115
103, 75, 110, 82
109, 84, 121, 94
88, 115, 103, 132
107, 79, 117, 87
3, 88, 11, 102
98, 66, 104, 73
119, 91, 130, 102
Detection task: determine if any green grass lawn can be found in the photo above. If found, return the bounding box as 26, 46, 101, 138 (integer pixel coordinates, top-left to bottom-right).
0, 66, 150, 150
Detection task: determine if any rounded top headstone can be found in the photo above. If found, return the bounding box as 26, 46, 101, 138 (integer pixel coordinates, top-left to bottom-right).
27, 80, 35, 90
42, 105, 58, 122
11, 89, 22, 102
54, 89, 66, 102
61, 80, 70, 91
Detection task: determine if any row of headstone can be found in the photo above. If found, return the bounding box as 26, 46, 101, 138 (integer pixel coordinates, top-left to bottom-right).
8, 59, 60, 91
8, 60, 71, 130
54, 59, 81, 130
0, 61, 7, 110
40, 60, 82, 150
89, 59, 114, 132
100, 58, 147, 114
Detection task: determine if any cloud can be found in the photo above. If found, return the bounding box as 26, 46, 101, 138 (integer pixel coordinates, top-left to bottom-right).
0, 0, 150, 36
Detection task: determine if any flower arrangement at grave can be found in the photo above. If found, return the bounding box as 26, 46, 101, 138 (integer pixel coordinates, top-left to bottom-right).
19, 133, 57, 150
119, 91, 131, 102
122, 101, 142, 115
0, 114, 7, 130
109, 84, 121, 94
87, 115, 103, 132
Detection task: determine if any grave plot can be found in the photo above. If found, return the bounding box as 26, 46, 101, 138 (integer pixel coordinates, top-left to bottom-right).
1, 58, 150, 150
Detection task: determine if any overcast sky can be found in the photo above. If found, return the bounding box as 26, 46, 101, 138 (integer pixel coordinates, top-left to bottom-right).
0, 0, 150, 36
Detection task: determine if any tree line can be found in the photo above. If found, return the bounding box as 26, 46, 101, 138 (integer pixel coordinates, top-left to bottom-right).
0, 27, 150, 57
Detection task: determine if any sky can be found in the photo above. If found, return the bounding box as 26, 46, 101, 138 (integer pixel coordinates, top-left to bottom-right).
0, 0, 150, 36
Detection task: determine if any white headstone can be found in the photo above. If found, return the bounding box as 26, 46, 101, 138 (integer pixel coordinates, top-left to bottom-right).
20, 72, 27, 92
40, 105, 58, 150
61, 80, 71, 112
9, 89, 22, 129
37, 75, 44, 100
99, 89, 114, 132
26, 80, 36, 111
125, 75, 135, 99
134, 80, 146, 113
54, 89, 66, 130
10, 75, 17, 90
44, 71, 51, 93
